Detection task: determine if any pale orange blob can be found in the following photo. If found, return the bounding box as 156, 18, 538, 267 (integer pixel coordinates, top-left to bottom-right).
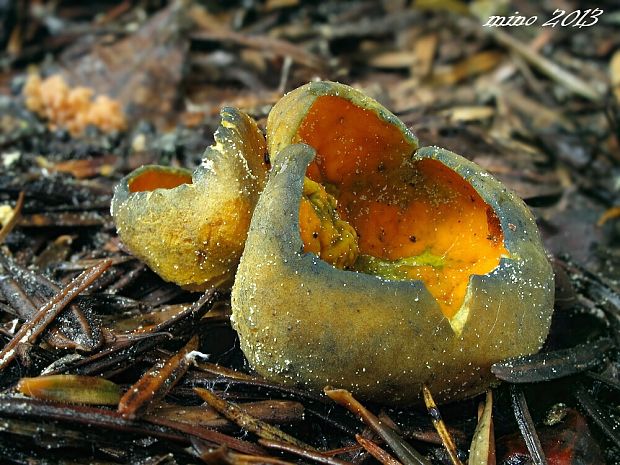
295, 95, 508, 319
23, 74, 127, 136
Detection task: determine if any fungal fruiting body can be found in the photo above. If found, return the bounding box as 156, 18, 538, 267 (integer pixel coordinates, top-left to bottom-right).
231, 82, 554, 403
23, 74, 127, 136
111, 107, 268, 290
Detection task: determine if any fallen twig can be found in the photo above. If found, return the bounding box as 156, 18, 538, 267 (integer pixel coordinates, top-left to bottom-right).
491, 29, 602, 101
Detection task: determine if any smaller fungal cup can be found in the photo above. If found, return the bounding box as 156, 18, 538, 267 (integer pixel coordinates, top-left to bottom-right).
231, 81, 554, 403
111, 107, 268, 290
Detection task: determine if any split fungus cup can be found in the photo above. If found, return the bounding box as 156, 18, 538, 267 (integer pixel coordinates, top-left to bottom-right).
112, 81, 554, 404
111, 107, 269, 290
230, 81, 554, 403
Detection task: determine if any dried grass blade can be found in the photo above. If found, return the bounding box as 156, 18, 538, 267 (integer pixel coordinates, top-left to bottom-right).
147, 415, 268, 455
195, 443, 296, 465
356, 434, 403, 465
194, 361, 258, 381
195, 387, 314, 450
259, 438, 354, 465
433, 51, 504, 85
324, 388, 431, 465
510, 385, 548, 465
16, 374, 121, 405
422, 385, 464, 465
0, 191, 25, 244
321, 445, 364, 456
0, 395, 187, 442
239, 400, 305, 424
118, 335, 199, 419
468, 391, 495, 465
491, 338, 613, 383
597, 206, 620, 227
0, 258, 112, 372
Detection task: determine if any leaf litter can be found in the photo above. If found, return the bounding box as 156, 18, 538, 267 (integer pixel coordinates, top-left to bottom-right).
0, 1, 619, 464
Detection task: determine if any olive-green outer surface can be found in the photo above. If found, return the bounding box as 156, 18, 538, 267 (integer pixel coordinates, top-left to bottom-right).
231, 144, 554, 404
266, 81, 419, 160
111, 107, 267, 290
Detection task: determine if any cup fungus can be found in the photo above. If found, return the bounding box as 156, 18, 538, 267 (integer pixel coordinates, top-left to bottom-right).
231, 81, 554, 403
111, 107, 268, 289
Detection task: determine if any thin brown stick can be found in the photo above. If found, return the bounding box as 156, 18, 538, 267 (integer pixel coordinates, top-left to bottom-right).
356, 434, 403, 465
146, 415, 268, 455
0, 191, 25, 244
324, 388, 431, 465
194, 360, 258, 381
259, 438, 354, 465
491, 29, 601, 101
421, 385, 464, 465
118, 335, 200, 419
226, 454, 296, 465
195, 387, 314, 451
321, 444, 364, 457
196, 445, 296, 465
0, 258, 113, 372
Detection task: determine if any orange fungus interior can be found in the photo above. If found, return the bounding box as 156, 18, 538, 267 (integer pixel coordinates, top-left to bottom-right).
295, 95, 508, 319
128, 170, 193, 193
